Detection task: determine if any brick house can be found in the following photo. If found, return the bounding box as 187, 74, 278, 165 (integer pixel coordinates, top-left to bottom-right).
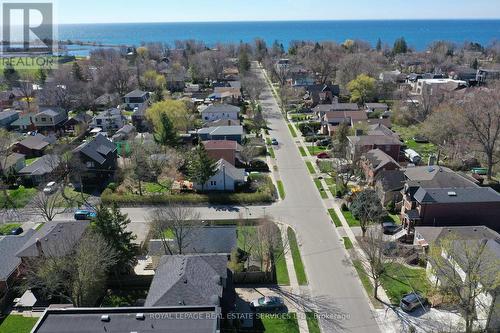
361, 149, 401, 185
203, 140, 242, 166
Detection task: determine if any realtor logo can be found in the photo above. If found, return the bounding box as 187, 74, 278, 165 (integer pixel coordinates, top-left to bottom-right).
2, 2, 55, 54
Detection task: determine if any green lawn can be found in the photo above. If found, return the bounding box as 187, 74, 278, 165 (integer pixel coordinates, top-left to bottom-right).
277, 180, 285, 199
25, 157, 39, 166
0, 223, 21, 235
163, 228, 175, 239
343, 237, 353, 250
298, 146, 307, 157
328, 209, 342, 227
275, 238, 290, 286
341, 210, 361, 227
287, 227, 308, 285
307, 146, 327, 156
0, 186, 37, 208
144, 182, 170, 194
261, 313, 299, 333
325, 177, 337, 196
0, 315, 39, 333
380, 263, 431, 304
268, 147, 276, 159
306, 161, 316, 174
314, 179, 328, 199
306, 313, 321, 333
266, 138, 272, 145
385, 213, 401, 224
352, 260, 382, 309
288, 124, 297, 138
393, 125, 438, 160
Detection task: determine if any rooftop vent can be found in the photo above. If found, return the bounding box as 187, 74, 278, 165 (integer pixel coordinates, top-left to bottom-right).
136, 313, 145, 320
100, 315, 110, 322
447, 191, 457, 197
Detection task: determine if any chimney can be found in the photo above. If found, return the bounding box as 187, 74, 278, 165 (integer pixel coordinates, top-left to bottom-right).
35, 238, 44, 257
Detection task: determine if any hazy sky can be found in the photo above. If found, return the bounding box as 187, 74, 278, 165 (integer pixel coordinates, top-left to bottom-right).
55, 0, 500, 24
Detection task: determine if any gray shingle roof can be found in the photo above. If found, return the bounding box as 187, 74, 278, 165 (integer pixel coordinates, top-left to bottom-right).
17, 134, 52, 150
0, 229, 35, 280
0, 110, 18, 120
405, 166, 478, 189
416, 226, 500, 246
364, 149, 400, 172
149, 226, 237, 256
375, 170, 406, 191
348, 134, 401, 146
314, 103, 359, 112
124, 89, 148, 98
414, 187, 500, 204
16, 221, 89, 258
73, 134, 116, 165
19, 154, 59, 176
145, 254, 228, 307
201, 104, 240, 114
198, 126, 243, 136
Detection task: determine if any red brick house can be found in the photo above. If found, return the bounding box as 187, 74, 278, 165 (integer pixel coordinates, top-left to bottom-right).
361, 149, 401, 185
203, 140, 242, 166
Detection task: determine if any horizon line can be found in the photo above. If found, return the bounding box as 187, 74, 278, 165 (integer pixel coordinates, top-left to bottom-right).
57, 18, 500, 25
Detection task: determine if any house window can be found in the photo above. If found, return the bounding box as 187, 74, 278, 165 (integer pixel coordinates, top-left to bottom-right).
96, 119, 102, 125
210, 181, 217, 186
41, 117, 47, 122
86, 161, 94, 168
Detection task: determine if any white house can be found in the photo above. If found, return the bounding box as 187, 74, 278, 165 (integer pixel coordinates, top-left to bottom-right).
91, 108, 126, 132
201, 104, 240, 123
195, 159, 246, 192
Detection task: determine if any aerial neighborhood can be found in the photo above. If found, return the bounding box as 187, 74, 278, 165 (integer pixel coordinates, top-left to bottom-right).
0, 35, 499, 333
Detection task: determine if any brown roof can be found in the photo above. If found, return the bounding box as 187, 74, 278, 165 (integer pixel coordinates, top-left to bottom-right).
203, 140, 240, 150
323, 111, 368, 123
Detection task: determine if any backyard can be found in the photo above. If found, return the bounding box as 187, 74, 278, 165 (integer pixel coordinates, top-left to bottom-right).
0, 315, 38, 333
380, 263, 431, 304
260, 313, 299, 333
392, 125, 438, 160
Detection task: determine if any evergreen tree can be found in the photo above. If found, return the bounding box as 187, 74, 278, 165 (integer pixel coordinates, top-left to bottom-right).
153, 112, 178, 147
3, 63, 20, 88
72, 61, 84, 81
238, 45, 251, 73
471, 58, 479, 70
36, 68, 47, 84
376, 38, 382, 52
92, 204, 137, 273
186, 144, 217, 192
392, 37, 408, 54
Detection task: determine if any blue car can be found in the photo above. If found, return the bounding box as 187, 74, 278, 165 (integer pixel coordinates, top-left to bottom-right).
74, 210, 97, 220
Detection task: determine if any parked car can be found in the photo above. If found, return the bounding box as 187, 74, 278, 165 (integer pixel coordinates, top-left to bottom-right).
316, 152, 331, 159
316, 138, 332, 147
74, 210, 97, 220
271, 138, 279, 146
43, 181, 57, 194
10, 227, 23, 235
413, 135, 429, 143
382, 221, 403, 235
400, 292, 428, 312
249, 296, 284, 311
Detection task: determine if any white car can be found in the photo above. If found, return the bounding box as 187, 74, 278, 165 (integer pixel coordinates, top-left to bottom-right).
43, 182, 57, 194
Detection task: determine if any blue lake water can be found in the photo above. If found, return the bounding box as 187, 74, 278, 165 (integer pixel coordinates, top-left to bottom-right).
57, 20, 500, 55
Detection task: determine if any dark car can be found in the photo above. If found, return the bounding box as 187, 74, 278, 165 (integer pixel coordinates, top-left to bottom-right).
400, 292, 428, 312
249, 296, 285, 312
74, 210, 97, 220
316, 138, 332, 147
271, 138, 279, 146
316, 152, 331, 159
382, 221, 403, 235
10, 227, 24, 235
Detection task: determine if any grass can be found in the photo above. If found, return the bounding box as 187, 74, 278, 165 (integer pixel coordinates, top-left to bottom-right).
307, 146, 327, 156
163, 228, 175, 239
288, 123, 297, 138
306, 161, 316, 174
287, 227, 308, 285
266, 137, 272, 145
325, 177, 337, 196
0, 315, 39, 333
314, 179, 328, 199
343, 237, 353, 250
275, 236, 290, 286
0, 223, 21, 235
0, 186, 38, 208
268, 147, 276, 159
393, 124, 438, 160
328, 209, 342, 227
298, 146, 307, 157
277, 180, 285, 199
341, 210, 361, 227
144, 182, 170, 194
25, 157, 39, 166
261, 313, 299, 333
385, 213, 401, 224
380, 263, 431, 305
305, 313, 321, 333
352, 260, 382, 309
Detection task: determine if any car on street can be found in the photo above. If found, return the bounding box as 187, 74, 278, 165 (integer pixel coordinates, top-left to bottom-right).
316, 152, 331, 159
271, 138, 279, 145
382, 221, 403, 235
10, 227, 23, 235
43, 181, 57, 194
249, 296, 284, 311
74, 209, 97, 220
400, 292, 428, 312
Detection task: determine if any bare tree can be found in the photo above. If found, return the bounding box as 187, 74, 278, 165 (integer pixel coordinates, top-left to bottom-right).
149, 205, 203, 255
428, 234, 500, 333
299, 42, 343, 84
29, 187, 68, 222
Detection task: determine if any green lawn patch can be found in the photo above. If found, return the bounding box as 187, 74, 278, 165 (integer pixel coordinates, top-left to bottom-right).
352, 260, 382, 309
385, 213, 401, 225
393, 125, 438, 160
0, 186, 37, 208
25, 157, 39, 166
307, 146, 327, 156
343, 237, 353, 250
261, 313, 299, 333
287, 227, 308, 285
0, 315, 39, 333
305, 313, 321, 333
275, 236, 290, 286
266, 138, 272, 145
325, 177, 337, 196
0, 223, 21, 235
268, 147, 276, 159
306, 161, 316, 174
288, 123, 297, 138
341, 210, 360, 227
277, 180, 285, 199
328, 209, 342, 227
314, 179, 328, 199
298, 146, 307, 157
380, 263, 431, 304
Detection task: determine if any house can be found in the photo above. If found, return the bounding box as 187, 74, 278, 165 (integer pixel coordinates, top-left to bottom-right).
412, 78, 467, 95
197, 126, 244, 143
203, 140, 242, 166
131, 107, 151, 132
477, 68, 500, 85
361, 149, 401, 185
0, 229, 35, 298
321, 110, 368, 136
31, 108, 68, 132
347, 129, 402, 162
123, 89, 150, 110
313, 103, 360, 118
9, 114, 34, 132
13, 134, 56, 158
0, 153, 25, 178
29, 306, 221, 333
148, 226, 237, 268
0, 110, 19, 128
379, 70, 405, 83
303, 84, 340, 107
111, 124, 136, 142
205, 119, 241, 127
210, 87, 242, 104
72, 134, 118, 187
365, 103, 389, 114
414, 226, 500, 332
161, 66, 187, 92
145, 254, 230, 308
374, 169, 406, 206
90, 108, 126, 132
16, 221, 89, 263
18, 155, 60, 186
201, 104, 240, 123
195, 159, 246, 192
64, 113, 92, 133
94, 93, 120, 109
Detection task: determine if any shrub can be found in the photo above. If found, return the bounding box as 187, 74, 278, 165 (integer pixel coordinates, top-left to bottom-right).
386, 201, 396, 214
341, 202, 348, 211
107, 182, 118, 192
297, 122, 321, 136
336, 191, 342, 198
